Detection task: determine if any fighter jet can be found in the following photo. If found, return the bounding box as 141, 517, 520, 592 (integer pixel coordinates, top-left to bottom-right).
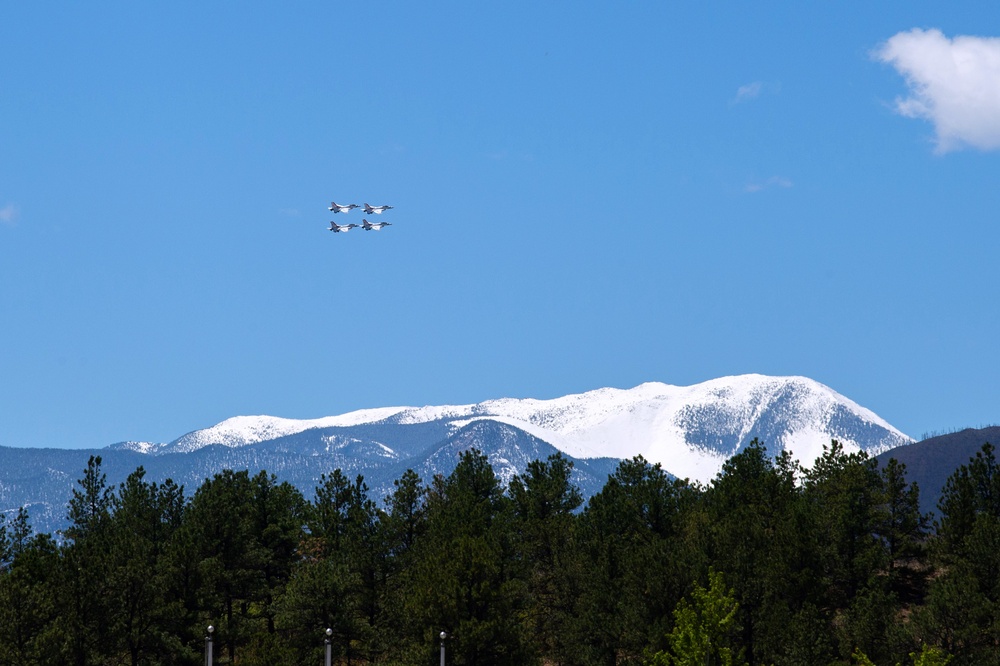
328, 221, 359, 233
363, 203, 393, 215
328, 201, 360, 214
362, 219, 392, 231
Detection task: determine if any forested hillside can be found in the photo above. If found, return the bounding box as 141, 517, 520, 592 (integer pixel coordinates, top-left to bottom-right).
1, 439, 997, 665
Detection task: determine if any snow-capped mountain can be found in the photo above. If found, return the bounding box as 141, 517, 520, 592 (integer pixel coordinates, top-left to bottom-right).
136, 374, 912, 484
163, 408, 405, 454
0, 375, 913, 534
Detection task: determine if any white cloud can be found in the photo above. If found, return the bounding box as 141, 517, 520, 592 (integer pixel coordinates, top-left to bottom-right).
730, 81, 780, 106
744, 176, 792, 193
0, 204, 18, 226
733, 81, 763, 104
875, 28, 1000, 153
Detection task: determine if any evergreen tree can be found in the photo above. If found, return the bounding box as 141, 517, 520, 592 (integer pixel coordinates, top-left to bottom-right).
936, 443, 1000, 560
509, 453, 584, 663
804, 441, 887, 609
378, 469, 429, 660
64, 454, 114, 543
852, 644, 953, 666
916, 561, 995, 665
406, 449, 528, 666
703, 442, 821, 666
248, 471, 307, 634
921, 443, 1000, 665
306, 469, 380, 662
0, 447, 985, 665
105, 468, 187, 665
910, 644, 953, 666
61, 454, 117, 665
274, 555, 360, 666
9, 507, 33, 560
0, 514, 62, 665
577, 455, 694, 665
649, 569, 746, 666
878, 458, 928, 576
382, 469, 428, 558
182, 469, 270, 663
0, 514, 8, 571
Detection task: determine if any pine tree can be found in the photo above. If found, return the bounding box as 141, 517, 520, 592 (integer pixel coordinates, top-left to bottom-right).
921, 443, 1000, 665
509, 453, 583, 663
703, 441, 818, 665
61, 454, 117, 665
878, 458, 928, 574
378, 469, 428, 660
105, 467, 187, 665
804, 441, 887, 608
0, 512, 61, 665
307, 469, 380, 661
877, 458, 929, 608
577, 455, 694, 664
182, 469, 270, 663
649, 569, 747, 666
64, 454, 113, 544
405, 449, 528, 666
936, 443, 1000, 560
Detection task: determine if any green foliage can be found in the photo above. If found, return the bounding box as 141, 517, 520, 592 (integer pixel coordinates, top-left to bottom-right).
853, 643, 953, 666
577, 455, 694, 663
921, 443, 1000, 665
648, 569, 746, 666
701, 441, 821, 665
0, 437, 992, 665
879, 458, 928, 569
404, 449, 529, 666
852, 647, 877, 666
64, 454, 114, 547
805, 441, 887, 606
274, 556, 361, 665
936, 443, 1000, 558
0, 530, 61, 665
910, 644, 953, 666
510, 453, 584, 662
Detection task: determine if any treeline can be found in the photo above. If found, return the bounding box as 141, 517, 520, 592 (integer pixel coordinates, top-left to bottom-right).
1, 440, 1000, 666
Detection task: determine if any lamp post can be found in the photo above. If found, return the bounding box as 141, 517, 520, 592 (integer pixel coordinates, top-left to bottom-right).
439, 631, 447, 666
205, 625, 214, 666
325, 628, 332, 666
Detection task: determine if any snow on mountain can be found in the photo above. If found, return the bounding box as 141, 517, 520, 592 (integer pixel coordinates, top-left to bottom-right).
153, 375, 912, 484
381, 375, 911, 482
166, 408, 407, 453
110, 441, 164, 454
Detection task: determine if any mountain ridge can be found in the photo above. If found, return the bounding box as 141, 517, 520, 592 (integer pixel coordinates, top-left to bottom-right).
120, 374, 911, 484
7, 374, 913, 535
876, 425, 1000, 518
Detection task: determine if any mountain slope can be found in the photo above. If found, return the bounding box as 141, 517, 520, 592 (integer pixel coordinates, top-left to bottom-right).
3, 374, 912, 534
876, 425, 1000, 518
148, 375, 911, 483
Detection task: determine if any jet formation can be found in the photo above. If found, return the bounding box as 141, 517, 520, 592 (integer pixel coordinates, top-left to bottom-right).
327, 201, 394, 235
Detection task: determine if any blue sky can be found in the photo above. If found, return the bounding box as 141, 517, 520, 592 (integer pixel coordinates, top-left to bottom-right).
3, 2, 999, 449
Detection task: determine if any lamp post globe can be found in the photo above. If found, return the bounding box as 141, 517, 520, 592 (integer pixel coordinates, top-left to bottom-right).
205, 625, 215, 666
